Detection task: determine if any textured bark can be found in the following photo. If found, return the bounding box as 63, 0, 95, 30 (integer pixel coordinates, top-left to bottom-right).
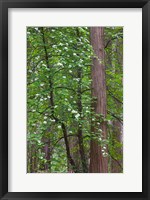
89, 27, 108, 173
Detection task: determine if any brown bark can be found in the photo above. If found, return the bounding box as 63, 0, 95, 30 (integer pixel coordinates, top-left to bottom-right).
89, 27, 108, 173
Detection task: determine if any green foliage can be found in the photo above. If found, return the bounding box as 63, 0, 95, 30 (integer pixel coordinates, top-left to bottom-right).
27, 27, 123, 173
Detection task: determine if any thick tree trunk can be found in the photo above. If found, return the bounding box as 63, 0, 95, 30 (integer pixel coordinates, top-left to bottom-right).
89, 27, 108, 173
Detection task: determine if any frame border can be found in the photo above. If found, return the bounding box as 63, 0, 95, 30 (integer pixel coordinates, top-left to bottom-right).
0, 0, 150, 199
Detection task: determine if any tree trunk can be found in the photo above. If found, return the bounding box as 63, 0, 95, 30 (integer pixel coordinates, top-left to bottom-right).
77, 63, 88, 173
110, 120, 123, 173
68, 136, 81, 172
42, 137, 51, 172
109, 38, 123, 173
61, 123, 78, 172
89, 27, 108, 173
40, 27, 77, 173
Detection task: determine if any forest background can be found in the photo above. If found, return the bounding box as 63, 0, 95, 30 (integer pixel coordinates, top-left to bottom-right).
27, 26, 123, 173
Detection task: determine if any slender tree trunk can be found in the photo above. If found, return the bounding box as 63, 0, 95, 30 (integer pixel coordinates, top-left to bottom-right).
110, 38, 123, 173
27, 142, 31, 172
33, 147, 37, 172
30, 144, 37, 173
89, 27, 108, 173
42, 137, 51, 172
61, 123, 78, 172
29, 144, 33, 173
41, 28, 78, 173
75, 28, 88, 172
111, 120, 123, 173
68, 136, 81, 172
77, 66, 88, 173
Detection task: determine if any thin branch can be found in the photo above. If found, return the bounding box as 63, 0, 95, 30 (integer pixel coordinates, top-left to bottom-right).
108, 150, 123, 171
81, 88, 91, 94
52, 134, 77, 148
105, 36, 123, 49
54, 86, 76, 93
107, 110, 123, 125
108, 90, 123, 105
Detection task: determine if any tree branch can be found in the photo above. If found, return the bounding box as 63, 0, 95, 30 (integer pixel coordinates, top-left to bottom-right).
108, 150, 123, 171
108, 90, 123, 105
107, 110, 123, 125
54, 86, 76, 93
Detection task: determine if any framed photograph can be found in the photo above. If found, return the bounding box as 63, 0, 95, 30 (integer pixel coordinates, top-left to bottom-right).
0, 0, 149, 199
